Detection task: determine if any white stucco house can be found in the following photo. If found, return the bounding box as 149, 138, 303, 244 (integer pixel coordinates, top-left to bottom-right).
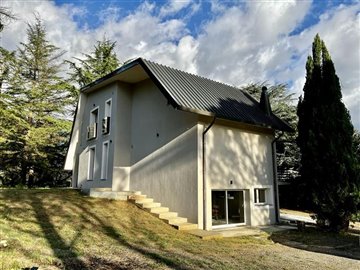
65, 58, 293, 231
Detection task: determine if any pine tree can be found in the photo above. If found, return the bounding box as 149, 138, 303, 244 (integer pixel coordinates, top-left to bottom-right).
297, 34, 359, 232
0, 6, 15, 32
0, 17, 73, 187
67, 38, 120, 87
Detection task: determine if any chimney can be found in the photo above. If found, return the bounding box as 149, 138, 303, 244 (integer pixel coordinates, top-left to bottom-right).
260, 86, 272, 116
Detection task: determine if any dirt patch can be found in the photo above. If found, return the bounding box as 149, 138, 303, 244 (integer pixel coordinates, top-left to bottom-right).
271, 227, 360, 260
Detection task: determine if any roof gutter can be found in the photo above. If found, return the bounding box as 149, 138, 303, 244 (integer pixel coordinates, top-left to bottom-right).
271, 131, 284, 223
202, 115, 216, 230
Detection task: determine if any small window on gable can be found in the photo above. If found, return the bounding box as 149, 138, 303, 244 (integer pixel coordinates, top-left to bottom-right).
88, 107, 98, 140
254, 188, 267, 204
102, 99, 111, 135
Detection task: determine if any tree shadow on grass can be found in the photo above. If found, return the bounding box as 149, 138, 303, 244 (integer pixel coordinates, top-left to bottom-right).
270, 228, 360, 261
29, 195, 88, 269
0, 189, 88, 269
0, 189, 196, 269
71, 197, 194, 270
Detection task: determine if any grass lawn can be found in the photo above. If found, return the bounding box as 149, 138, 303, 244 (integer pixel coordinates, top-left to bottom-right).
0, 189, 359, 270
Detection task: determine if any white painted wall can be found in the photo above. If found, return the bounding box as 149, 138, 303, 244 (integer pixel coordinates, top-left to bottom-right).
112, 82, 133, 191
76, 83, 117, 190
204, 124, 276, 229
129, 79, 199, 223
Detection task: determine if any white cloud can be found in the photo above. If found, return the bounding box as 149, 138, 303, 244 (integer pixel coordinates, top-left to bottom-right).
1, 0, 359, 128
159, 0, 192, 17
98, 5, 122, 23
195, 1, 359, 128
285, 3, 360, 128
195, 1, 312, 85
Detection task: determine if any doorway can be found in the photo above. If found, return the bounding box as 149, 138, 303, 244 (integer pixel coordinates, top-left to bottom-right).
212, 190, 245, 227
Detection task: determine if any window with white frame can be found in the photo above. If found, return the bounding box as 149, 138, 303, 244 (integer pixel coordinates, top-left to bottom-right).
254, 188, 267, 204
102, 99, 111, 135
87, 107, 99, 140
88, 146, 96, 180
101, 141, 109, 180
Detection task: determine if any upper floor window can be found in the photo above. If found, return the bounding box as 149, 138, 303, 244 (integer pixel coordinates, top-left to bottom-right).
87, 107, 98, 140
102, 99, 111, 135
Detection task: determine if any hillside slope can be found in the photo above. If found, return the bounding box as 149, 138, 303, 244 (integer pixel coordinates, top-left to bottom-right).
0, 189, 358, 269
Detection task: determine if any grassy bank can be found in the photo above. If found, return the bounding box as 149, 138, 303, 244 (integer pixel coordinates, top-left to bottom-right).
0, 189, 358, 269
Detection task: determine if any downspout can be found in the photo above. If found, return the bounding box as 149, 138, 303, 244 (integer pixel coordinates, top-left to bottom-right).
271, 131, 284, 223
202, 116, 216, 230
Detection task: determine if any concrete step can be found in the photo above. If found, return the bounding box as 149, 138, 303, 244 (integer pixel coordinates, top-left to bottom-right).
135, 198, 154, 204
91, 188, 112, 192
162, 217, 188, 225
89, 190, 140, 201
90, 191, 125, 199
147, 207, 169, 214
153, 212, 178, 219
128, 194, 146, 201
126, 192, 197, 231
140, 202, 161, 208
172, 222, 198, 231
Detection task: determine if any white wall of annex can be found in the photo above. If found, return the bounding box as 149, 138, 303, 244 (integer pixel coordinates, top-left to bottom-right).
204, 124, 276, 228
129, 79, 199, 224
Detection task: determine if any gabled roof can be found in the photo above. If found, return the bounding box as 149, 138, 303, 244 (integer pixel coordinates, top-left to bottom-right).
82, 58, 293, 132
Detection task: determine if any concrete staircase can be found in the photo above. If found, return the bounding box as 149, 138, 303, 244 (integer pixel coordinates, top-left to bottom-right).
128, 194, 198, 231
89, 188, 141, 201
88, 188, 224, 238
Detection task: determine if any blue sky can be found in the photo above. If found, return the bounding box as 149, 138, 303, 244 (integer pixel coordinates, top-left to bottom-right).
1, 0, 359, 128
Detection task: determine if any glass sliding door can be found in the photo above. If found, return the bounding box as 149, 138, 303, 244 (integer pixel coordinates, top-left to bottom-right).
211, 191, 227, 226
227, 191, 245, 224
212, 190, 245, 227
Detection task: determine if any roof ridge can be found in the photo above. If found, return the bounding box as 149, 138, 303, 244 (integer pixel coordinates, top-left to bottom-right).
142, 58, 243, 92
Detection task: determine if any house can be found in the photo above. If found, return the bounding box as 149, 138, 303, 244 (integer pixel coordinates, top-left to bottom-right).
65, 58, 293, 231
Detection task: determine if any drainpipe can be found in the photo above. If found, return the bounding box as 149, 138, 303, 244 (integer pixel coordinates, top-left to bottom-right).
271, 131, 284, 224
202, 116, 216, 230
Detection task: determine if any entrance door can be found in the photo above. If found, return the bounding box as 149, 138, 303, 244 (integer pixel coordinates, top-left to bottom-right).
212, 190, 245, 227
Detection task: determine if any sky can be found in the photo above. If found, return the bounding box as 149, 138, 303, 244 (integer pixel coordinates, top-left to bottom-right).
1, 0, 359, 129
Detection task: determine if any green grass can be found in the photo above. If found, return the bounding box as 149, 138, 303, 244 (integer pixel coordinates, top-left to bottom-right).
0, 189, 358, 270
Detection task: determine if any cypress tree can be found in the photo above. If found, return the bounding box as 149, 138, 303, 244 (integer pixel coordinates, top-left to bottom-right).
297, 34, 359, 232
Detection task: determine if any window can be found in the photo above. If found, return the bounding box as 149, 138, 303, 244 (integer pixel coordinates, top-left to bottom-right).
102, 99, 111, 135
88, 146, 96, 180
88, 107, 99, 140
254, 188, 267, 204
101, 141, 109, 180
105, 99, 111, 117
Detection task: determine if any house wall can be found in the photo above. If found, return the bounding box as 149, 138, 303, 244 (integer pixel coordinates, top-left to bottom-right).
65, 92, 87, 187
129, 79, 200, 224
112, 82, 133, 191
76, 83, 117, 191
204, 124, 275, 229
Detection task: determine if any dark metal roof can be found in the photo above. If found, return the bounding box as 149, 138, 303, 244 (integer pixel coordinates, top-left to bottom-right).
82, 58, 294, 132
140, 58, 293, 132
